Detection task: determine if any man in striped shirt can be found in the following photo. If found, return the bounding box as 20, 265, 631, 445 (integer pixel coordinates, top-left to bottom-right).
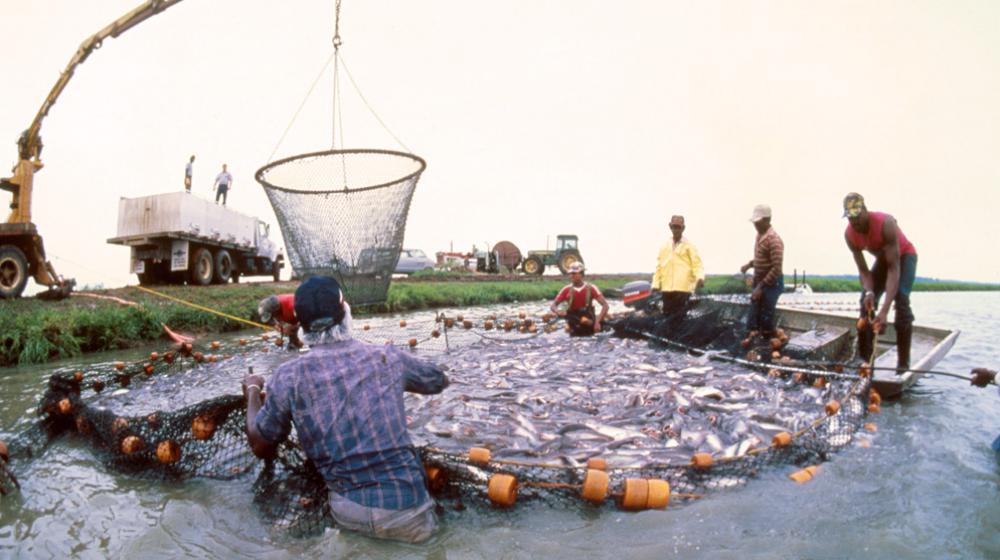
243, 276, 449, 543
739, 204, 784, 336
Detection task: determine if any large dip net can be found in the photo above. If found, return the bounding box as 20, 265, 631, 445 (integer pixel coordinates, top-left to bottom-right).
256, 149, 426, 305
0, 299, 883, 537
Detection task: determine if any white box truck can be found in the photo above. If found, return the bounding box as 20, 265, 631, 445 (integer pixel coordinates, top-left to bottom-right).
107, 192, 283, 285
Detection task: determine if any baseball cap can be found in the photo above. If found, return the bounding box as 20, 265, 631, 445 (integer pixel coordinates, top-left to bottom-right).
842, 192, 865, 218
749, 204, 772, 222
568, 262, 585, 274
294, 276, 345, 332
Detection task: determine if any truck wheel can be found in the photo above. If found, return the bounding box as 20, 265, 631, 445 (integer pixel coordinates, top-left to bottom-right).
0, 245, 29, 299
522, 257, 544, 276
189, 248, 214, 286
557, 251, 582, 275
213, 250, 233, 284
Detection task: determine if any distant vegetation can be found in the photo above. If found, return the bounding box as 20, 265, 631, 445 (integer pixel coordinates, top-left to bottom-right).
2, 274, 996, 367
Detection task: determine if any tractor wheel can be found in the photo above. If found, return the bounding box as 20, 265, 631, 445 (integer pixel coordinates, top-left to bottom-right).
522, 257, 544, 276
557, 251, 582, 275
213, 249, 233, 284
189, 248, 214, 286
0, 245, 29, 299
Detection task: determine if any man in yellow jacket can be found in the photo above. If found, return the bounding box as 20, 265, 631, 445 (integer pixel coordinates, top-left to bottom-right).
652, 215, 705, 318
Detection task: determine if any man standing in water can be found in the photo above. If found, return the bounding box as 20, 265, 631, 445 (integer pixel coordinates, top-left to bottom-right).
184, 155, 195, 193
242, 276, 449, 543
551, 262, 609, 336
843, 192, 918, 373
740, 204, 784, 337
213, 163, 233, 205
652, 215, 705, 320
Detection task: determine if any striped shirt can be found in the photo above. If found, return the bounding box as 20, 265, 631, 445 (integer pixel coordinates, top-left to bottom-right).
254, 338, 448, 510
752, 226, 784, 286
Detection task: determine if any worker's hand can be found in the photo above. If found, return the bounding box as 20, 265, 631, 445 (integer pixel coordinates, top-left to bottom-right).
696, 278, 705, 290
242, 373, 266, 399
862, 291, 876, 312
594, 320, 602, 333
873, 310, 889, 334
556, 310, 567, 318
751, 286, 763, 302
739, 264, 751, 274
970, 368, 997, 388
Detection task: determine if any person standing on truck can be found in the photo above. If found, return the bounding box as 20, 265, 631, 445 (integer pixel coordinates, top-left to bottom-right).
213, 163, 233, 205
842, 192, 918, 373
242, 276, 448, 543
550, 262, 609, 336
652, 215, 705, 320
184, 155, 195, 193
258, 293, 302, 348
740, 204, 784, 337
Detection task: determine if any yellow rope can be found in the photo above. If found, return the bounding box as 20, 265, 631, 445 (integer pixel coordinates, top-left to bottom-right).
133, 286, 274, 331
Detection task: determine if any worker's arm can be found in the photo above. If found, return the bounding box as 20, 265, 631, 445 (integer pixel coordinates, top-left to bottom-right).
392, 347, 449, 394
651, 245, 666, 291
874, 217, 903, 332
242, 372, 287, 460
689, 245, 705, 290
593, 287, 610, 332
550, 287, 569, 317
846, 231, 876, 311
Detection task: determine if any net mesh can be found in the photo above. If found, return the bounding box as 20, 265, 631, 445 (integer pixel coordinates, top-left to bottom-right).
1, 303, 877, 536
256, 149, 426, 305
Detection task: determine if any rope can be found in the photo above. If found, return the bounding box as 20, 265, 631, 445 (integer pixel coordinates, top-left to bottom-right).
337, 54, 412, 153
132, 285, 273, 331
266, 51, 337, 163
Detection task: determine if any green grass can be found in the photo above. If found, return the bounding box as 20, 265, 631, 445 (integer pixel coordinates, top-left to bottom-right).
2, 274, 997, 367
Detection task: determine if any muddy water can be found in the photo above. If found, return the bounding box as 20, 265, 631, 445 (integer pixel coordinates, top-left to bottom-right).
1, 292, 998, 558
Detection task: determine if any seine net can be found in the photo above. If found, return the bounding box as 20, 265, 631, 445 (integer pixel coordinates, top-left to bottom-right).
256, 149, 426, 305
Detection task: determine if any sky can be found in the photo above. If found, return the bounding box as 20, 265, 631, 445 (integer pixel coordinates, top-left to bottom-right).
3, 0, 999, 293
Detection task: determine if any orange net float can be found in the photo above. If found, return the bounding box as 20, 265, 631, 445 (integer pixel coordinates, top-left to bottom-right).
92, 380, 106, 393
620, 478, 649, 510
121, 435, 144, 455
770, 338, 783, 351
812, 377, 827, 389
468, 447, 491, 465
0, 440, 7, 464
399, 320, 407, 328
586, 457, 607, 471
57, 398, 72, 415
484, 321, 494, 330
112, 417, 130, 433
691, 453, 714, 470
581, 469, 609, 504
73, 371, 84, 382
192, 415, 216, 441
487, 473, 518, 508
771, 351, 782, 360
238, 338, 248, 346
825, 400, 841, 416
211, 341, 221, 350
156, 440, 182, 465
424, 464, 448, 493
856, 318, 868, 331
772, 432, 793, 448
859, 364, 872, 378
864, 423, 878, 432
114, 361, 125, 371
869, 389, 882, 406
457, 314, 465, 322
431, 329, 440, 338
767, 368, 781, 378
144, 364, 155, 375
789, 465, 820, 484
463, 320, 473, 330
444, 319, 455, 329
149, 352, 159, 362
646, 479, 671, 509
362, 324, 370, 331
868, 402, 881, 414
408, 339, 418, 348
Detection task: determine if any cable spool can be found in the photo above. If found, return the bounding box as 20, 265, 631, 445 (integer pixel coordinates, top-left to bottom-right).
487, 473, 518, 508
580, 469, 609, 504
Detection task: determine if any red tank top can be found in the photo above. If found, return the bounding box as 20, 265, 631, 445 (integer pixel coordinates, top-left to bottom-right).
277, 293, 297, 324
845, 211, 916, 257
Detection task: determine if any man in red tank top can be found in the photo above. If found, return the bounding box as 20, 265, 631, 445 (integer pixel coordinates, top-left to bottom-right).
843, 192, 918, 373
258, 293, 302, 348
550, 262, 609, 336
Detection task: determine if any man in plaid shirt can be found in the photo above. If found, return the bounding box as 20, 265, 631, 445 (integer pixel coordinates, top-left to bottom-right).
243, 276, 449, 543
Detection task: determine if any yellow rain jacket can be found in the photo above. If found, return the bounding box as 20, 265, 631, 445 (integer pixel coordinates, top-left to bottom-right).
652, 238, 704, 293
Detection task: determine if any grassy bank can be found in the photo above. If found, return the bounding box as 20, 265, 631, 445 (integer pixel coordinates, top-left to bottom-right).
3, 274, 997, 367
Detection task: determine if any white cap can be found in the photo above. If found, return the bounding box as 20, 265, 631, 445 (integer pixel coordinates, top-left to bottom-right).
568, 262, 585, 274
749, 204, 772, 222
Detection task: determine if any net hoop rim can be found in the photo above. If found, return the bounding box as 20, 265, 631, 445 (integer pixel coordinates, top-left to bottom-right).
255, 148, 427, 195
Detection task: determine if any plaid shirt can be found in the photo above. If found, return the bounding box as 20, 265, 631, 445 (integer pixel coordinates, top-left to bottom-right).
752, 226, 784, 287
254, 338, 448, 510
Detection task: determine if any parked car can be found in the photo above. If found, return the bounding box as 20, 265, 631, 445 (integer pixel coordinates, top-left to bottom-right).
394, 249, 435, 274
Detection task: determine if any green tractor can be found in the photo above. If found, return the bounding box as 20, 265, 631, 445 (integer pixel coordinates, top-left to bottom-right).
521, 234, 584, 275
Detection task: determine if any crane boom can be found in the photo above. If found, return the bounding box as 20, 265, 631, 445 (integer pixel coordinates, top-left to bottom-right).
0, 0, 184, 299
